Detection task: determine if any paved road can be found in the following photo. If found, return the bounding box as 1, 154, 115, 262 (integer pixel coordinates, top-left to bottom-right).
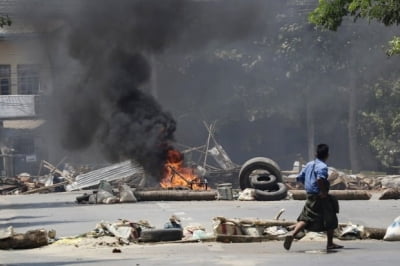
1, 192, 399, 265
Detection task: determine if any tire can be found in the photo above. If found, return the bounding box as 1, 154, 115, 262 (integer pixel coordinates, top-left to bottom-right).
239, 157, 282, 190
254, 182, 288, 201
250, 174, 277, 190
139, 228, 183, 242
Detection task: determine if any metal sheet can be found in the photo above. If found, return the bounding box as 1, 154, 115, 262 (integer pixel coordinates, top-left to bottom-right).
67, 160, 144, 191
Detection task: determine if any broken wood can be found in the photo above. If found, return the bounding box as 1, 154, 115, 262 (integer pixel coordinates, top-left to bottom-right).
168, 166, 192, 186
181, 145, 207, 154
289, 190, 372, 200
0, 229, 49, 249
22, 180, 69, 195
42, 160, 74, 184
237, 218, 295, 228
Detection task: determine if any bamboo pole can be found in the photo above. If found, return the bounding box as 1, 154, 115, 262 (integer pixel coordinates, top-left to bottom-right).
289, 190, 372, 200
202, 121, 213, 169
134, 190, 217, 201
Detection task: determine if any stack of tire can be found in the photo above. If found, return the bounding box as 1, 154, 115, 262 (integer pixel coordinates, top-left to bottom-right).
239, 157, 288, 201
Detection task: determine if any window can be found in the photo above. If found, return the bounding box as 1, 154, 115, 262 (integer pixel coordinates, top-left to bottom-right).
13, 136, 35, 155
17, 64, 40, 95
0, 64, 11, 95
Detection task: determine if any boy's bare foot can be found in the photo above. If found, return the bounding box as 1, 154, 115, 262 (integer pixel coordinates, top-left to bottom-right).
327, 243, 344, 250
283, 235, 294, 250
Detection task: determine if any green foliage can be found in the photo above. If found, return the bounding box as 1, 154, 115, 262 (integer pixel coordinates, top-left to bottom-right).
309, 0, 351, 31
309, 0, 400, 55
387, 36, 400, 56
360, 77, 400, 167
0, 15, 12, 28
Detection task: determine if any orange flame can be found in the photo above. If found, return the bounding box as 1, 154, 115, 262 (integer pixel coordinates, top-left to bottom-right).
160, 149, 208, 190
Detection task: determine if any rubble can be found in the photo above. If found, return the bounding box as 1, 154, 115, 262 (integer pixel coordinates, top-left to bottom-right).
380, 176, 400, 189
212, 216, 387, 243
86, 219, 149, 244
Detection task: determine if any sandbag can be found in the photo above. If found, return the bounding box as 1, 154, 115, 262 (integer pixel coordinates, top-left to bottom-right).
379, 188, 400, 200
383, 216, 400, 241
119, 184, 137, 203
238, 188, 255, 201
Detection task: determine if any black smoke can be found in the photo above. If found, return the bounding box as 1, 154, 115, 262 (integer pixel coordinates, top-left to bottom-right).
51, 0, 188, 178
14, 0, 263, 178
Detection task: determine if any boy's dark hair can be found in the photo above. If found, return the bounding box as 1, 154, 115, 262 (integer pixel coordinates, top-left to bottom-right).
316, 144, 329, 160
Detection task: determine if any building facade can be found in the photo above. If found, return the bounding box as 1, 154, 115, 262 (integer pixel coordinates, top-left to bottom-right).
0, 21, 51, 177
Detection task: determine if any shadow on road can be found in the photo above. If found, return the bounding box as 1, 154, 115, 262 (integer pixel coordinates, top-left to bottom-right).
0, 202, 82, 210
0, 216, 48, 221
1, 259, 134, 266
0, 220, 85, 229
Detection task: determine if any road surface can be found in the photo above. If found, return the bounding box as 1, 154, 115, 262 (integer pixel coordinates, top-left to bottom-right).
1, 191, 399, 265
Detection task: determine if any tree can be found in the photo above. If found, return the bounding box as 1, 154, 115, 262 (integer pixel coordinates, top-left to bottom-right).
309, 0, 400, 55
0, 15, 11, 27
359, 76, 400, 169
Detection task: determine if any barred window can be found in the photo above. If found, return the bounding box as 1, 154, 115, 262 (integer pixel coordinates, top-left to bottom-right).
0, 64, 11, 95
17, 64, 40, 95
13, 136, 35, 155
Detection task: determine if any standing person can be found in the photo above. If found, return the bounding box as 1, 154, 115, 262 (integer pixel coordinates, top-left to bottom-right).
284, 143, 343, 251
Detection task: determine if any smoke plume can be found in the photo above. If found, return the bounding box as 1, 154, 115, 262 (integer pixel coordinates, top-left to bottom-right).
14, 0, 263, 178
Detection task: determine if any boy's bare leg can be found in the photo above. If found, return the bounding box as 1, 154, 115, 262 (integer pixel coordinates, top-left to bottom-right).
326, 229, 343, 250
284, 221, 306, 250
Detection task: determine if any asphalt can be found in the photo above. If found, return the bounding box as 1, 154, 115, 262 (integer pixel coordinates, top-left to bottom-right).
0, 191, 399, 265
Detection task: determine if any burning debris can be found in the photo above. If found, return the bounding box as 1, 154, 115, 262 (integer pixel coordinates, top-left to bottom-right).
161, 149, 208, 190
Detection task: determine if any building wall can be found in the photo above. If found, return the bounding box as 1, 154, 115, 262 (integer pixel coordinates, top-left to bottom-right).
0, 36, 52, 176
0, 37, 52, 95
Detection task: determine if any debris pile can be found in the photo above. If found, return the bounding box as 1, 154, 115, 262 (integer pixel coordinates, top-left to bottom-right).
76, 180, 218, 204
0, 159, 145, 195
87, 219, 151, 244
212, 215, 388, 243
284, 166, 400, 200
76, 181, 138, 204
2, 213, 399, 250
284, 167, 382, 191
57, 215, 213, 246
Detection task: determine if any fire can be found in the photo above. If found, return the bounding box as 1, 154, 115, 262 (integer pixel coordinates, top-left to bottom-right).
160, 149, 208, 190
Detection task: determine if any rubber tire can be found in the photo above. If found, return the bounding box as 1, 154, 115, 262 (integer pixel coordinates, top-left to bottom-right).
250, 174, 277, 190
239, 157, 282, 190
254, 182, 288, 201
140, 228, 183, 242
